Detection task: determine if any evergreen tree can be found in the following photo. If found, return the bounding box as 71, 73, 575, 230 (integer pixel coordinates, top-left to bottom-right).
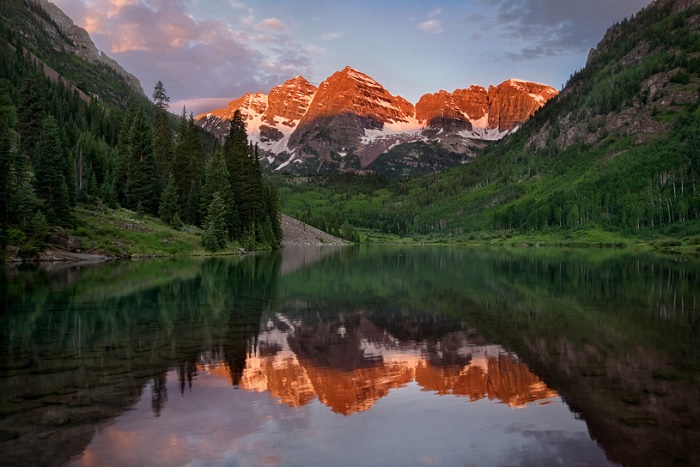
159, 172, 180, 226
223, 116, 264, 240
186, 179, 202, 226
152, 81, 173, 179
223, 109, 248, 183
172, 109, 205, 221
201, 148, 239, 238
34, 116, 72, 225
115, 104, 138, 204
0, 121, 12, 244
201, 191, 228, 252
152, 80, 170, 110
17, 69, 43, 158
266, 182, 283, 245
125, 106, 160, 214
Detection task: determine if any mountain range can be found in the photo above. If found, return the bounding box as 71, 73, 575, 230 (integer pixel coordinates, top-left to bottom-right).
3, 0, 699, 246
195, 67, 558, 175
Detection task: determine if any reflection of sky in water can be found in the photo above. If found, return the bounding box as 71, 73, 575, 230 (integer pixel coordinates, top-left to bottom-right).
69, 368, 614, 467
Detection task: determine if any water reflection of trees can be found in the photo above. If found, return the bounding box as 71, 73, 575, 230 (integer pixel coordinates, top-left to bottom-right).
2, 247, 698, 466
272, 246, 699, 466
0, 253, 280, 466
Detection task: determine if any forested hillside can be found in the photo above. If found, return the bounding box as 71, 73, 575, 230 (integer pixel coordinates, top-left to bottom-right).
0, 1, 282, 257
279, 0, 700, 245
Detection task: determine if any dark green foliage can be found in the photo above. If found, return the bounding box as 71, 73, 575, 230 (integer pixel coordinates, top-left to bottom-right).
0, 5, 285, 254
0, 120, 13, 244
223, 113, 269, 243
201, 192, 228, 251
125, 106, 160, 215
201, 149, 238, 238
172, 110, 205, 222
152, 81, 173, 179
224, 110, 248, 181
152, 80, 170, 111
17, 69, 42, 157
266, 182, 283, 246
1, 0, 146, 110
159, 172, 181, 227
33, 116, 72, 225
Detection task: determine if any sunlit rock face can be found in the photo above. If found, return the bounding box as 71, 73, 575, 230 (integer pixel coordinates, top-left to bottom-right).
297, 66, 415, 126
195, 67, 557, 173
486, 80, 559, 133
204, 312, 558, 415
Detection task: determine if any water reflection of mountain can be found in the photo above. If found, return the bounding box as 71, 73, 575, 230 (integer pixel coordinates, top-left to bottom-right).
273, 246, 700, 466
1, 247, 698, 466
223, 310, 557, 415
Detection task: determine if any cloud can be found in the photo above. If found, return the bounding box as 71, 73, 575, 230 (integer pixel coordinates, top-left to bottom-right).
321, 32, 343, 41
428, 8, 443, 18
475, 0, 650, 60
257, 18, 284, 31
51, 0, 314, 112
419, 19, 443, 34
172, 97, 235, 117
418, 7, 444, 34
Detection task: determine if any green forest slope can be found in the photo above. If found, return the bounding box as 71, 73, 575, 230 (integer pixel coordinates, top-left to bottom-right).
279, 0, 700, 249
1, 1, 283, 258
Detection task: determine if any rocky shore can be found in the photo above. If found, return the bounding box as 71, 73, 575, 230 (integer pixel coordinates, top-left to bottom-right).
280, 214, 348, 247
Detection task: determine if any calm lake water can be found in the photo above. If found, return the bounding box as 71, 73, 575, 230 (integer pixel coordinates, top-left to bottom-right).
1, 246, 698, 466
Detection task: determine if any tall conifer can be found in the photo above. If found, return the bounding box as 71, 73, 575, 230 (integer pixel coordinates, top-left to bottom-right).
152, 81, 173, 179
125, 106, 160, 215
173, 109, 205, 221
34, 116, 72, 225
159, 172, 180, 226
17, 69, 42, 158
202, 148, 239, 239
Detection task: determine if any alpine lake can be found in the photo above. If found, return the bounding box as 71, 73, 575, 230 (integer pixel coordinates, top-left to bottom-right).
1, 245, 698, 467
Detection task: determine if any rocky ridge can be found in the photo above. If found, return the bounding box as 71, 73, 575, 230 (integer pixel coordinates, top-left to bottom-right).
196, 66, 558, 174
28, 0, 144, 96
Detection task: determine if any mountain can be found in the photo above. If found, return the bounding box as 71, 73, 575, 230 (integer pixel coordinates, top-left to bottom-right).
0, 0, 145, 108
195, 67, 557, 175
278, 0, 700, 241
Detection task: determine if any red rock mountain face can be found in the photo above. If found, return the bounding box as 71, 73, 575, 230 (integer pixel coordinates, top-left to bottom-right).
299, 66, 415, 126
264, 76, 318, 127
415, 80, 559, 132
195, 67, 558, 173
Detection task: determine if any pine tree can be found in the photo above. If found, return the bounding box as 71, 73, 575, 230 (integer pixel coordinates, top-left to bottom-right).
201, 191, 228, 252
0, 122, 12, 244
125, 106, 160, 214
172, 109, 205, 220
201, 148, 239, 238
224, 118, 264, 239
186, 179, 202, 226
17, 69, 43, 158
152, 80, 170, 111
33, 116, 72, 225
152, 81, 173, 179
115, 104, 138, 204
224, 109, 248, 183
159, 172, 180, 226
266, 182, 283, 245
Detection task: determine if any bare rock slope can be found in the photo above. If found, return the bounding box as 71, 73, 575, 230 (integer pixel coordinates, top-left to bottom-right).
281, 215, 348, 246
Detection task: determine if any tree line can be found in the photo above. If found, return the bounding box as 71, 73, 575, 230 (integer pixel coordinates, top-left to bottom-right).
0, 28, 281, 254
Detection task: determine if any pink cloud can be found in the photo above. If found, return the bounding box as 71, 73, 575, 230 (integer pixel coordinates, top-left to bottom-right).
50, 0, 313, 111
257, 18, 284, 31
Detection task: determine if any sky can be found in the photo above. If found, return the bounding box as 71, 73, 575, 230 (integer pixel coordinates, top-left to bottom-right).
51, 0, 653, 116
